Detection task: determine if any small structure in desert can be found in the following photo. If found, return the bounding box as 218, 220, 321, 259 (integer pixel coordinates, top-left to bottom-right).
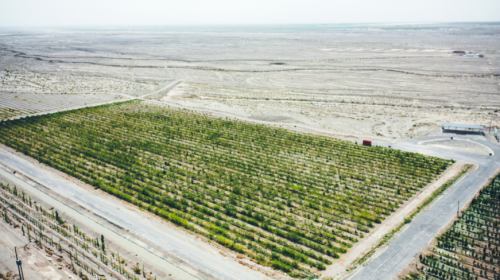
441, 122, 484, 134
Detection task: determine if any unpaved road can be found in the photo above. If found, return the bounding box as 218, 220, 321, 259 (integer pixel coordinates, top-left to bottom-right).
0, 147, 274, 280
141, 80, 183, 98
346, 136, 500, 280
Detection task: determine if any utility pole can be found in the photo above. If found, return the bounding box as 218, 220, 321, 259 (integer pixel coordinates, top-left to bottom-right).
15, 247, 25, 280
457, 201, 459, 218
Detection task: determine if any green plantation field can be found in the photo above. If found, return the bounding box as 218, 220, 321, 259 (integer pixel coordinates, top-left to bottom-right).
403, 174, 500, 280
0, 101, 451, 277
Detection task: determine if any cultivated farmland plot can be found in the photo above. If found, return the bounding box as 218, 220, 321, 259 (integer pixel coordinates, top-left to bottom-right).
401, 173, 500, 280
0, 101, 452, 277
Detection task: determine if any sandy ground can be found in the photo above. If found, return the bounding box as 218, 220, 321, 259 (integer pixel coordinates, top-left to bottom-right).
0, 68, 169, 96
0, 219, 76, 280
321, 161, 468, 279
420, 139, 494, 155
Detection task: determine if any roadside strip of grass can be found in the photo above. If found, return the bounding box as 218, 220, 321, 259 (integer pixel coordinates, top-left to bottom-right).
350, 164, 473, 269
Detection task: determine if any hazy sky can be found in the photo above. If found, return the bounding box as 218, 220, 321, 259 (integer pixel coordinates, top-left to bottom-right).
1, 0, 499, 27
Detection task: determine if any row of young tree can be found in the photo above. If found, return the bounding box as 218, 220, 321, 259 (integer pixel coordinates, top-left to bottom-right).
0, 101, 451, 277
404, 173, 500, 280
0, 182, 158, 280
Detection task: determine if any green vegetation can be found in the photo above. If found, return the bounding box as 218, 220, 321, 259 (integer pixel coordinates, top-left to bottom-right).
353, 165, 471, 268
0, 101, 451, 277
403, 173, 500, 280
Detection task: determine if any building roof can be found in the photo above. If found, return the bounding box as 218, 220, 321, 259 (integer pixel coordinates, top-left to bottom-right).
441, 123, 484, 130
